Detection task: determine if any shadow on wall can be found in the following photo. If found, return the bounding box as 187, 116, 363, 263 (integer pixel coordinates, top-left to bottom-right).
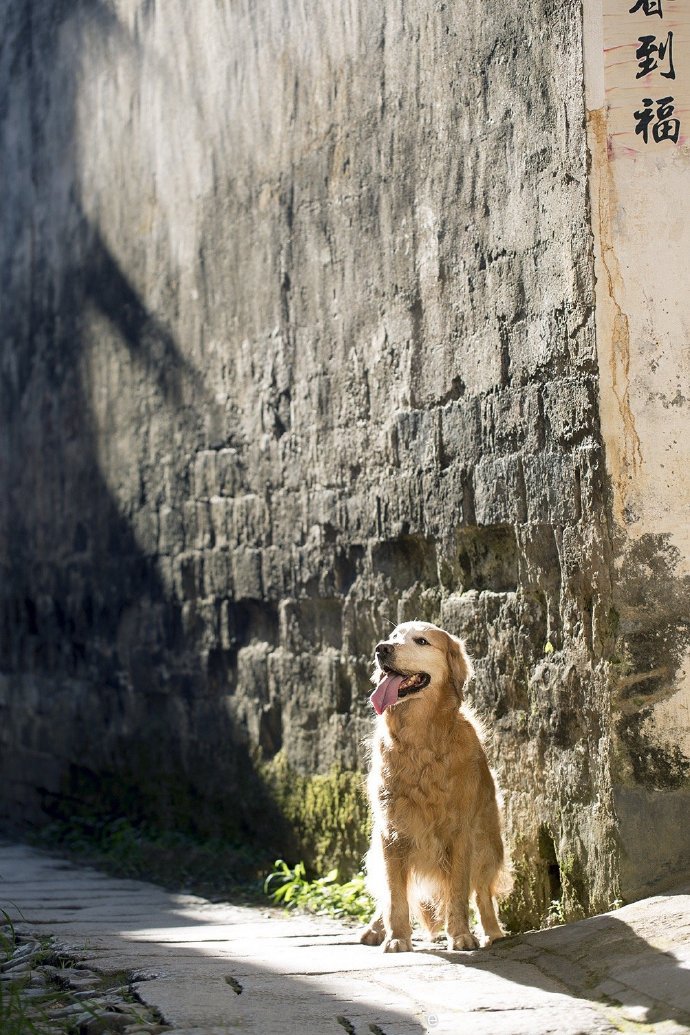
0, 2, 288, 858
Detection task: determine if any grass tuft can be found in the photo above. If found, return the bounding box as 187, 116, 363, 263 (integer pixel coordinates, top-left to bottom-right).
32, 816, 270, 903
264, 859, 374, 922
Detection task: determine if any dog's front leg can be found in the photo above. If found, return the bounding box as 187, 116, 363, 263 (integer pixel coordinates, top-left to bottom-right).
445, 842, 479, 951
381, 840, 413, 952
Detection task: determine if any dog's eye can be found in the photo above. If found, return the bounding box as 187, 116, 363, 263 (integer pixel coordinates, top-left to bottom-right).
414, 637, 430, 646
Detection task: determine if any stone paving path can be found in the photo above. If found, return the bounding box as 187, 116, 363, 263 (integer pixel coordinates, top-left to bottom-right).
1, 842, 689, 1034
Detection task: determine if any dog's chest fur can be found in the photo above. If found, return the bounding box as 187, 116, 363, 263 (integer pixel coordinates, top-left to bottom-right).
370, 710, 482, 846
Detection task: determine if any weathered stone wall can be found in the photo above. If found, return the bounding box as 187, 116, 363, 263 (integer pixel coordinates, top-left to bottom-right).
0, 0, 630, 922
583, 0, 690, 904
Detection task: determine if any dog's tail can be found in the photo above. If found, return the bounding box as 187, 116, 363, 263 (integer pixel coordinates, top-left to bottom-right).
491, 857, 514, 899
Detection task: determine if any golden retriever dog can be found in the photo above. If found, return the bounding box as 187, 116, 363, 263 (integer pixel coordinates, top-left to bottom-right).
360, 620, 512, 953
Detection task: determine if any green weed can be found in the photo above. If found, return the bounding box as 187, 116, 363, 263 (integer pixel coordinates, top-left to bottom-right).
0, 907, 15, 956
264, 859, 374, 922
547, 898, 566, 925
0, 912, 64, 1035
0, 911, 159, 1034
33, 816, 268, 902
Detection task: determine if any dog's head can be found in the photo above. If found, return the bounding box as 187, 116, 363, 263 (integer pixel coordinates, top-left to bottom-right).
369, 621, 473, 716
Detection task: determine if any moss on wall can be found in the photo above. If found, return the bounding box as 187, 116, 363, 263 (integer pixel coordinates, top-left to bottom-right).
259, 753, 371, 877
501, 831, 594, 934
500, 839, 551, 933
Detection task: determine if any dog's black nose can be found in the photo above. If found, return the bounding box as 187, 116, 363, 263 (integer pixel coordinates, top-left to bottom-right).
375, 642, 391, 656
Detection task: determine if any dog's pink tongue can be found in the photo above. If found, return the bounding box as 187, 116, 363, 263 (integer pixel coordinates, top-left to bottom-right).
370, 673, 405, 715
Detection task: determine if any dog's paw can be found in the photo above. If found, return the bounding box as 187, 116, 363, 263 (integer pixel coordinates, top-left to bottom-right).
482, 929, 507, 947
446, 931, 479, 951
382, 936, 414, 953
359, 921, 385, 947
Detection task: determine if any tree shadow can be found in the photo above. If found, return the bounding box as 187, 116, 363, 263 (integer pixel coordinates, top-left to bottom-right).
0, 1, 285, 857
82, 227, 208, 410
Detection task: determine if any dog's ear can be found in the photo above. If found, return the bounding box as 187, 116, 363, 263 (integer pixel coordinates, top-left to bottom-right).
446, 633, 473, 702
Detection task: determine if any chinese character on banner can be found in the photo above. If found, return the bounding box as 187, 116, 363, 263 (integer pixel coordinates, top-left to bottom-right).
634, 96, 681, 142
636, 32, 675, 79
629, 0, 663, 16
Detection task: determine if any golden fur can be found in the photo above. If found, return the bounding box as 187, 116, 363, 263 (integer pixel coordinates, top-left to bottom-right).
360, 620, 512, 953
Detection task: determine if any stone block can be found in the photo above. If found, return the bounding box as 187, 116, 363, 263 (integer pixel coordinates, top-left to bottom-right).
522, 453, 580, 525
158, 505, 184, 556
229, 495, 270, 547
182, 501, 214, 551
208, 496, 232, 548
173, 552, 205, 601
542, 375, 598, 448
237, 644, 271, 708
473, 455, 527, 525
131, 507, 159, 556
279, 597, 343, 653
260, 546, 291, 599
389, 409, 441, 472
232, 549, 263, 600
480, 385, 544, 455
193, 451, 219, 499
216, 447, 244, 496
439, 398, 482, 469
204, 549, 233, 598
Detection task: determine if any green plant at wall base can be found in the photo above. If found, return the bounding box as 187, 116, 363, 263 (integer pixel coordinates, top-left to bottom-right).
33, 816, 269, 901
259, 753, 371, 878
264, 860, 374, 922
546, 898, 566, 926
500, 835, 593, 933
557, 873, 587, 925
499, 850, 547, 933
33, 755, 372, 899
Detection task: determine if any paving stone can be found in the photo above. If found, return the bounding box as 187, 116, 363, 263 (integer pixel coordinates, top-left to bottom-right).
2, 845, 690, 1034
